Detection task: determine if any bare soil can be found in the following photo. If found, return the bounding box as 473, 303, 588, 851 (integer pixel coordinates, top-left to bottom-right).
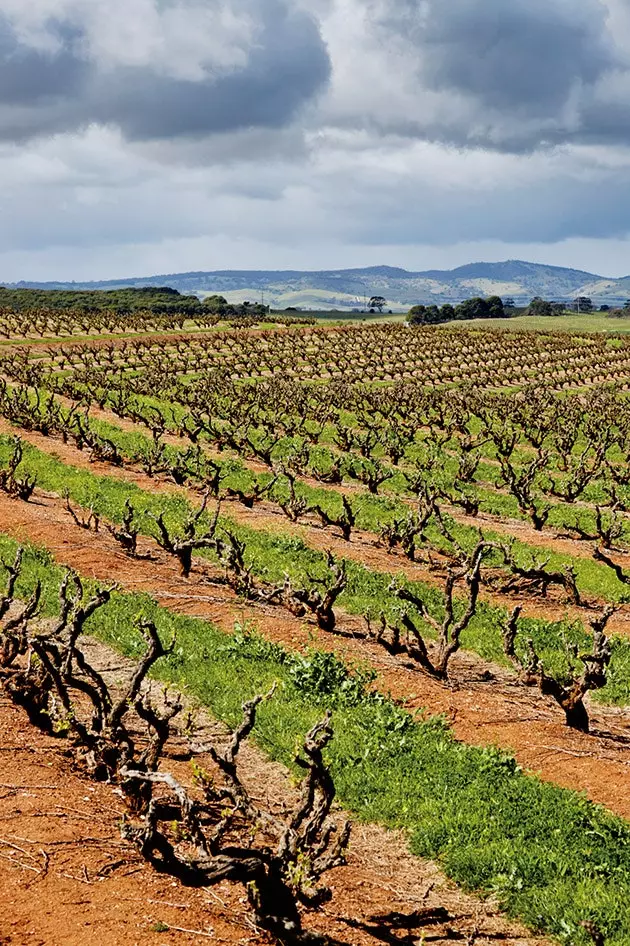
0, 338, 626, 943
19, 392, 621, 563
0, 642, 549, 946
2, 418, 628, 636
0, 487, 628, 822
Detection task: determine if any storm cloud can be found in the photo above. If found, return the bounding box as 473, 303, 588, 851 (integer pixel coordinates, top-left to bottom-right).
386, 0, 612, 111
3, 0, 630, 279
3, 0, 630, 152
0, 0, 330, 142
324, 0, 630, 152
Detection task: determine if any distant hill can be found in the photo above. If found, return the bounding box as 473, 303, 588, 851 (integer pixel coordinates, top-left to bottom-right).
6, 260, 630, 311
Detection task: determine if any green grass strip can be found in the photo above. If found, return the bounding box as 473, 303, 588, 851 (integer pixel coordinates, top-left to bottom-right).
50, 408, 630, 607
0, 531, 629, 946
9, 378, 630, 555
1, 433, 629, 707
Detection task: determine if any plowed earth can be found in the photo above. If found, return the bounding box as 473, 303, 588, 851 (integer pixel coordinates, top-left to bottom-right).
0, 637, 549, 946
47, 396, 630, 564
0, 336, 627, 944
1, 418, 629, 636
0, 486, 628, 821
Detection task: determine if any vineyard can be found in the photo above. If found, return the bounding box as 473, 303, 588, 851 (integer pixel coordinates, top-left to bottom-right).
2, 310, 630, 945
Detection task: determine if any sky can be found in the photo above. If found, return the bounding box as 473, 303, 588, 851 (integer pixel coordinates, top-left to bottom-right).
3, 0, 630, 281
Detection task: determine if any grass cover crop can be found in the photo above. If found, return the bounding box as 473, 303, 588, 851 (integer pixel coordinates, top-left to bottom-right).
1, 531, 630, 945
1, 433, 629, 709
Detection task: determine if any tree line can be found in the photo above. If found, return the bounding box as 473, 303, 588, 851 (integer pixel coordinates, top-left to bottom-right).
407, 295, 507, 324
0, 285, 203, 315
407, 294, 630, 324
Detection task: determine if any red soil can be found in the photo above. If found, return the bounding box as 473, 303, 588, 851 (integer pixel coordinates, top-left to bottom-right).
2, 417, 629, 636
0, 487, 628, 822
0, 646, 549, 946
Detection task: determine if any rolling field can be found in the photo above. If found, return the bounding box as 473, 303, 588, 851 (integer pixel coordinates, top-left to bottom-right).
1, 309, 630, 945
449, 312, 630, 333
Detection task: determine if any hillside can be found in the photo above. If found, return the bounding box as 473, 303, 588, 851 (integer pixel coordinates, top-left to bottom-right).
6, 260, 630, 310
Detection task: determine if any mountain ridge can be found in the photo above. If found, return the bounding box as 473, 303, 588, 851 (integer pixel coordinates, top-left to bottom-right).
5, 259, 630, 310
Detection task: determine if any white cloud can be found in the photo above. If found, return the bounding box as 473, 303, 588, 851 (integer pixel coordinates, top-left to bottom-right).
2, 0, 630, 280
0, 0, 256, 79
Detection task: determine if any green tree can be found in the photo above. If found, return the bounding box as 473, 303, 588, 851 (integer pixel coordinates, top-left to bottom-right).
203, 294, 228, 312
423, 305, 443, 323
369, 296, 387, 312
455, 297, 490, 320
574, 296, 593, 313
527, 297, 554, 317
486, 295, 506, 318
407, 305, 428, 324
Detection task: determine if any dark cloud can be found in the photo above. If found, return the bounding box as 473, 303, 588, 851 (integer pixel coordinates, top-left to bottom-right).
0, 2, 330, 143
0, 21, 88, 106
96, 7, 330, 139
4, 0, 630, 281
367, 0, 630, 151
417, 0, 610, 114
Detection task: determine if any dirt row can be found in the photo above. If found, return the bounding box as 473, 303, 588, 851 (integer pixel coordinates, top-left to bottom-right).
0, 486, 628, 822
43, 394, 630, 565
2, 416, 629, 638
6, 321, 334, 354
7, 379, 626, 566
1, 636, 548, 946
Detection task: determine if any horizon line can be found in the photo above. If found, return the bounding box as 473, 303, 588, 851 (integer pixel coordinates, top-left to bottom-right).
4, 257, 629, 286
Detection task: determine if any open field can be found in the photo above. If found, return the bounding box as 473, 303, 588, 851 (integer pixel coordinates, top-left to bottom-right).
202, 287, 410, 312
449, 313, 630, 333
1, 307, 630, 945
